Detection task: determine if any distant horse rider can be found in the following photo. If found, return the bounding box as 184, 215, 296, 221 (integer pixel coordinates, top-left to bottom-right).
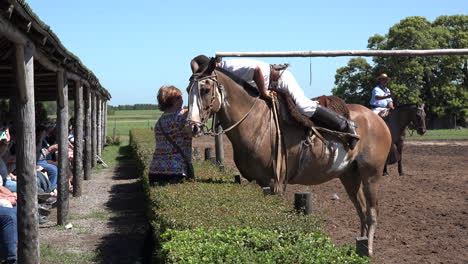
370, 73, 394, 114
191, 55, 360, 149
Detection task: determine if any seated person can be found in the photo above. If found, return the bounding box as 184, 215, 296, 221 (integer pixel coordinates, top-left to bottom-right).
36, 125, 58, 191
0, 205, 17, 263
370, 73, 394, 114
0, 180, 16, 209
0, 127, 15, 193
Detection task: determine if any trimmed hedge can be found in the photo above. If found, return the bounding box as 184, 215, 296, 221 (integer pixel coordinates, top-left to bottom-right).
130, 129, 369, 264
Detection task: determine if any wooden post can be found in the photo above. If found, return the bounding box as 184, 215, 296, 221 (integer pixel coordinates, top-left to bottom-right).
262, 187, 272, 195
204, 147, 212, 161
234, 174, 241, 184
91, 92, 97, 167
56, 69, 69, 225
356, 237, 369, 257
15, 42, 39, 264
96, 97, 101, 156
73, 79, 84, 197
102, 101, 107, 146
84, 86, 92, 180
294, 192, 313, 215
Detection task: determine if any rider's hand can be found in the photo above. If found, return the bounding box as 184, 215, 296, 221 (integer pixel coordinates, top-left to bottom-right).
262, 90, 275, 100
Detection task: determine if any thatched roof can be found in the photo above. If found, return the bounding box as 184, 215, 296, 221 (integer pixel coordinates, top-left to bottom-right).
0, 0, 110, 100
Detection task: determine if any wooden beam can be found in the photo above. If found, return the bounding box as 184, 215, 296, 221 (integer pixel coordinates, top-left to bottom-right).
15, 43, 39, 264
35, 72, 56, 77
73, 79, 84, 197
56, 69, 70, 225
6, 4, 14, 19
26, 21, 32, 33
216, 49, 468, 58
0, 14, 28, 45
0, 15, 92, 88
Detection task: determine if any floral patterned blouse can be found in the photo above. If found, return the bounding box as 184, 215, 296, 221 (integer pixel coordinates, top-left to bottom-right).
149, 109, 192, 175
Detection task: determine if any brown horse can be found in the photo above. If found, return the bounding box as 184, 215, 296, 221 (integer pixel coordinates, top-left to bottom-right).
383, 104, 426, 176
186, 59, 392, 256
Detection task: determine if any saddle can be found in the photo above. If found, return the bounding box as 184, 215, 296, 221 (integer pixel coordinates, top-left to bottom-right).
272, 90, 351, 145
378, 108, 391, 118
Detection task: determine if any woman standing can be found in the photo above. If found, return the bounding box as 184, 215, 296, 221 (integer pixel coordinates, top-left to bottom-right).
149, 85, 193, 185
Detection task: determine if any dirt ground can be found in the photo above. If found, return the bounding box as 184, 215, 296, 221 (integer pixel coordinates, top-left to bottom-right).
39, 148, 149, 264
193, 136, 468, 264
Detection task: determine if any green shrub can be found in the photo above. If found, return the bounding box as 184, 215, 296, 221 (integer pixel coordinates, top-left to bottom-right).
149, 182, 321, 234
130, 129, 369, 264
105, 135, 121, 146
162, 227, 367, 264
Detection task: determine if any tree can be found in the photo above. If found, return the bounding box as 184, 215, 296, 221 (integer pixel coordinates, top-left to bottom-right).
333, 15, 468, 127
332, 58, 373, 105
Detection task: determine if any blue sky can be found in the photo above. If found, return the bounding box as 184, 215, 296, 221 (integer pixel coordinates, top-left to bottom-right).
26, 0, 467, 106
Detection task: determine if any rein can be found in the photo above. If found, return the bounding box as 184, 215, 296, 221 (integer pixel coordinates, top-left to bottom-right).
270, 96, 285, 191
206, 97, 260, 136
189, 71, 260, 136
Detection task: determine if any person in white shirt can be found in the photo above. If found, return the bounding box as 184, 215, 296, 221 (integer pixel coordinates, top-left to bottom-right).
370, 73, 394, 114
191, 55, 360, 149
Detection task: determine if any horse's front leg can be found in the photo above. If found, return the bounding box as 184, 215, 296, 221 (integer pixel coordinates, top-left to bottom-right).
339, 173, 367, 237
397, 140, 404, 176
362, 175, 380, 257
383, 163, 389, 176
268, 178, 283, 194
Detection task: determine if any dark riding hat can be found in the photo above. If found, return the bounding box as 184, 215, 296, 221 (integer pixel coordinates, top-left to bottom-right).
190, 55, 210, 74
376, 73, 391, 81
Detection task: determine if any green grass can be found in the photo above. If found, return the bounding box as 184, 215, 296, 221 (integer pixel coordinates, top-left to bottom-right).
407, 128, 468, 140
109, 109, 162, 120
41, 244, 99, 264
112, 109, 161, 116
107, 110, 161, 136
70, 209, 115, 221
107, 120, 154, 137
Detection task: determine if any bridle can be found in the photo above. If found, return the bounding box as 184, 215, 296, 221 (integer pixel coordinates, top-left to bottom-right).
398, 104, 425, 135
187, 70, 260, 136
413, 104, 426, 133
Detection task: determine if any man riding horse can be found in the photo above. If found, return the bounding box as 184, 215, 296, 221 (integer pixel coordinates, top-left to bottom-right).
370, 73, 394, 114
191, 55, 360, 149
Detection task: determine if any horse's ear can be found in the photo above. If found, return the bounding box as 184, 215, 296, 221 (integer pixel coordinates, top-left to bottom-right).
190, 59, 200, 73
205, 57, 217, 74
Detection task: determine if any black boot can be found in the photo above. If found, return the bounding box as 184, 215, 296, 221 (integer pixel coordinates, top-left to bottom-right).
311, 105, 360, 149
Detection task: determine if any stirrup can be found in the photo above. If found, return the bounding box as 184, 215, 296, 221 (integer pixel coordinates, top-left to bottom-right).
347, 120, 360, 139
348, 138, 359, 150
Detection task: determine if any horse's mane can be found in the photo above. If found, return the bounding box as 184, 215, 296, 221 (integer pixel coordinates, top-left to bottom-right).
215, 67, 260, 97
395, 103, 418, 109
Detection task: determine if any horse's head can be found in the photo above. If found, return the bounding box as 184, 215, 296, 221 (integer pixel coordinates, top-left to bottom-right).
412, 103, 426, 135
186, 56, 222, 137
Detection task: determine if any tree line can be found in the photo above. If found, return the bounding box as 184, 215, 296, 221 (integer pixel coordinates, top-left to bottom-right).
332, 15, 468, 128
108, 104, 158, 111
